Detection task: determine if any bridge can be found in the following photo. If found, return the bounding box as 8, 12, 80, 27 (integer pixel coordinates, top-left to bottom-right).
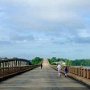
0, 60, 90, 90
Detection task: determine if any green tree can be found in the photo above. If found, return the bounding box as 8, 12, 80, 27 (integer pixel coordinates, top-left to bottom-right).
32, 57, 43, 65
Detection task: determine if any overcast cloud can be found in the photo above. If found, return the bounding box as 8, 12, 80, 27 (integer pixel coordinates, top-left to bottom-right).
0, 0, 90, 59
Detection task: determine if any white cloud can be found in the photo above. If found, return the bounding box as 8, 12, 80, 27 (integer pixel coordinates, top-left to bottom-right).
78, 29, 90, 38
0, 0, 90, 59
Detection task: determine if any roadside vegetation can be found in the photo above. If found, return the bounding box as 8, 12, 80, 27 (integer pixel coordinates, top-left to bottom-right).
48, 57, 90, 66
31, 57, 43, 65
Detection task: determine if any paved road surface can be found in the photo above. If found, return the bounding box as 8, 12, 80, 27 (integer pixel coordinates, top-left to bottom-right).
0, 60, 89, 90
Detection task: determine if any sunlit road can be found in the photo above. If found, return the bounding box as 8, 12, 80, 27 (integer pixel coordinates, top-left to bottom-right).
0, 60, 89, 90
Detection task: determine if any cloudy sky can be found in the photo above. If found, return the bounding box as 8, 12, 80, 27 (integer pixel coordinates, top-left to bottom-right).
0, 0, 90, 59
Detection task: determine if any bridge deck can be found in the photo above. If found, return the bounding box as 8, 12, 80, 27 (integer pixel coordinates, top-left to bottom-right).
0, 60, 89, 90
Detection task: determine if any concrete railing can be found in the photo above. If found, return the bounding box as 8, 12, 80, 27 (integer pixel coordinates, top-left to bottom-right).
68, 67, 90, 79
0, 65, 39, 81
50, 65, 90, 87
50, 65, 90, 79
0, 59, 40, 81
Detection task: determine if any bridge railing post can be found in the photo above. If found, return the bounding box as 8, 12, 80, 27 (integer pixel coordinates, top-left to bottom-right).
80, 68, 83, 77
83, 69, 87, 78
68, 66, 90, 80
87, 69, 90, 79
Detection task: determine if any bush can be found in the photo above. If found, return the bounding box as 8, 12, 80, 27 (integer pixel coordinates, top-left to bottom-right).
31, 57, 43, 65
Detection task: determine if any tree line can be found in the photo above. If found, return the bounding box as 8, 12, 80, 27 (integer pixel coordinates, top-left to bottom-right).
1, 57, 90, 66
48, 57, 90, 66
31, 57, 43, 65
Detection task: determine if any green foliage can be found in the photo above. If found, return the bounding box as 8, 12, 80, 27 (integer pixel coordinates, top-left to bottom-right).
48, 57, 90, 66
31, 57, 43, 65
48, 57, 68, 65
48, 57, 57, 64
71, 59, 90, 66
65, 60, 72, 66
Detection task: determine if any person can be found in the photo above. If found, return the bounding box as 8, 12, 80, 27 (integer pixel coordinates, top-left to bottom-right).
41, 63, 43, 69
64, 66, 68, 77
57, 64, 62, 77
